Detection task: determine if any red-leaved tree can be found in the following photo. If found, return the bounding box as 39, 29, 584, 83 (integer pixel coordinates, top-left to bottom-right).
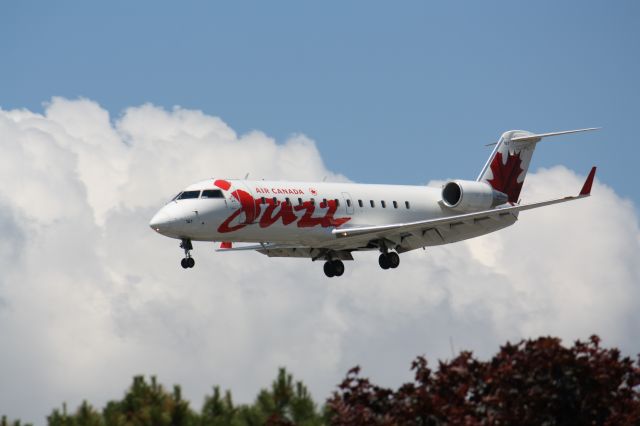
327, 336, 640, 425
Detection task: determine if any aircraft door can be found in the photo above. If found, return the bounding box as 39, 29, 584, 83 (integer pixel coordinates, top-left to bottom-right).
342, 192, 354, 215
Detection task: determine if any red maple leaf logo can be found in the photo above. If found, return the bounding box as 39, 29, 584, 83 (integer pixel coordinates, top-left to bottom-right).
487, 151, 524, 203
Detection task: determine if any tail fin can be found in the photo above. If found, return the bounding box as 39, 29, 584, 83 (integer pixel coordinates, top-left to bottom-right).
477, 128, 599, 203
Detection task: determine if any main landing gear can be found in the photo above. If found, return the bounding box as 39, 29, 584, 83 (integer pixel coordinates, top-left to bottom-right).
180, 238, 195, 269
321, 251, 400, 277
379, 252, 400, 270
323, 260, 345, 278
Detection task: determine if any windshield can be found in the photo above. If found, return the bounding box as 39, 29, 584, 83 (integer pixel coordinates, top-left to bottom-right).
177, 190, 201, 200
201, 189, 224, 199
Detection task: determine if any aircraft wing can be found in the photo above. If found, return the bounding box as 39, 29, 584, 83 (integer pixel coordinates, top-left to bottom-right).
332, 167, 596, 241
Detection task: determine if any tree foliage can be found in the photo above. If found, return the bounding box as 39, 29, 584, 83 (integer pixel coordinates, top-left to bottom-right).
201, 368, 323, 426
39, 368, 322, 426
4, 335, 640, 425
327, 335, 640, 425
1, 416, 32, 426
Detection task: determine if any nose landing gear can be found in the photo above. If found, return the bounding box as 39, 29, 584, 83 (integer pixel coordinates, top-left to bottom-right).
323, 260, 345, 278
180, 239, 195, 269
181, 257, 195, 268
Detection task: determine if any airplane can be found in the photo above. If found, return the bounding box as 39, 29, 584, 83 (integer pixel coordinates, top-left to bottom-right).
149, 128, 598, 277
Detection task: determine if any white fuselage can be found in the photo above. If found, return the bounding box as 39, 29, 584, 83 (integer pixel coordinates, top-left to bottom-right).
149, 178, 514, 248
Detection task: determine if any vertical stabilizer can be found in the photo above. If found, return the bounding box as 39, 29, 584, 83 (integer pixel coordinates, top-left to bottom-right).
477, 130, 538, 203
477, 127, 599, 204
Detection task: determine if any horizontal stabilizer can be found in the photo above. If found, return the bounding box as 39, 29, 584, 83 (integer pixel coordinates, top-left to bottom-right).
485, 127, 600, 146
511, 127, 600, 143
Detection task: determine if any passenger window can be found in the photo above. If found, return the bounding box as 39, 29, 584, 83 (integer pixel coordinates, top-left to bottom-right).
381, 201, 386, 208
335, 199, 340, 207
310, 198, 315, 206
178, 190, 200, 200
358, 200, 363, 208
272, 197, 277, 204
261, 197, 266, 204
201, 189, 224, 199
405, 201, 410, 209
370, 200, 375, 208
322, 198, 327, 207
298, 197, 303, 206
285, 197, 291, 206
346, 199, 352, 207
393, 201, 398, 209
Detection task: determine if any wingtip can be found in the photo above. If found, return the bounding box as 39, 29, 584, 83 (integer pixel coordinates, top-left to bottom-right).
579, 166, 597, 196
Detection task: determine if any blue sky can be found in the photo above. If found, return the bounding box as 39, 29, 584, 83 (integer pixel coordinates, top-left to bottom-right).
2, 1, 638, 204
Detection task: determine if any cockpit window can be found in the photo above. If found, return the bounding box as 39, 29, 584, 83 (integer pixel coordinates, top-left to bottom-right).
178, 190, 201, 200
171, 193, 182, 201
201, 189, 224, 199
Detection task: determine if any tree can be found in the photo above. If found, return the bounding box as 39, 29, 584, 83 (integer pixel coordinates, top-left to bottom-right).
1, 416, 32, 426
327, 335, 640, 425
48, 402, 101, 426
200, 386, 240, 426
200, 367, 324, 426
41, 370, 322, 426
99, 375, 197, 426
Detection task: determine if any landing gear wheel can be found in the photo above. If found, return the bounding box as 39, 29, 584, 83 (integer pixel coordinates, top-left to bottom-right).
323, 261, 336, 277
388, 252, 400, 269
179, 239, 195, 270
332, 260, 345, 277
379, 253, 390, 270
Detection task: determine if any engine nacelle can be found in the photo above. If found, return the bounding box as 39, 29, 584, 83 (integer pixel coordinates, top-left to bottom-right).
441, 180, 508, 212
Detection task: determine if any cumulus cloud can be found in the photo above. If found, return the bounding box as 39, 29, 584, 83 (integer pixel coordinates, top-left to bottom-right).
0, 98, 638, 422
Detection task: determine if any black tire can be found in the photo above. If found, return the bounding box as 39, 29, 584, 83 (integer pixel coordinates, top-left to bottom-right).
333, 260, 345, 277
378, 253, 390, 270
181, 258, 189, 269
388, 252, 400, 269
187, 257, 195, 268
323, 261, 336, 277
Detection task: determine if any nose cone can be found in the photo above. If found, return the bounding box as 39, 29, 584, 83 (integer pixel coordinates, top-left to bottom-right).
149, 208, 171, 233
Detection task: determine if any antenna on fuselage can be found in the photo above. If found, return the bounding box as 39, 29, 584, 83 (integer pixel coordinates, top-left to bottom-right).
244, 172, 250, 179
322, 176, 327, 182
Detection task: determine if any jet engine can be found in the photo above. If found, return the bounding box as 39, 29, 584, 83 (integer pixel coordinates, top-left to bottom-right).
441, 180, 508, 212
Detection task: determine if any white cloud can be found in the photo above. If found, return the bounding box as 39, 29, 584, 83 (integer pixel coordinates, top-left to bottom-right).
0, 98, 638, 423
